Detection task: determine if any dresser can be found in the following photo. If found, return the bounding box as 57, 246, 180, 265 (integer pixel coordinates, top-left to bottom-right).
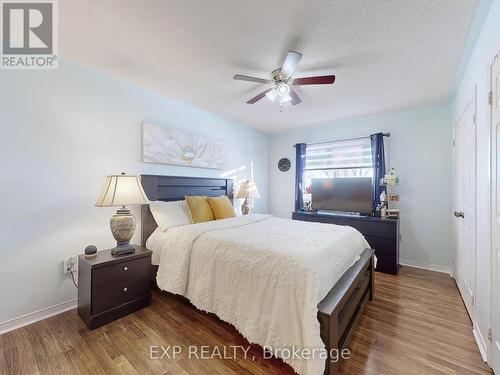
292, 211, 400, 275
78, 246, 152, 329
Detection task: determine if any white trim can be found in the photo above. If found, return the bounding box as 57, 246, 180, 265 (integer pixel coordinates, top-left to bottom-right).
0, 299, 77, 335
399, 259, 451, 275
489, 48, 500, 370
473, 326, 488, 362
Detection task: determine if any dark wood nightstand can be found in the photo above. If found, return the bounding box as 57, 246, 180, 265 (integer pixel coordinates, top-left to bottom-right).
78, 246, 152, 330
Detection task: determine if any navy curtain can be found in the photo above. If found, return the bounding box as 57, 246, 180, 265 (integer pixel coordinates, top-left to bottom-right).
370, 133, 386, 212
295, 143, 307, 211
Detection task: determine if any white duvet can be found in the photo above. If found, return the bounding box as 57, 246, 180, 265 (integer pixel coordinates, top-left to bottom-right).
148, 214, 369, 375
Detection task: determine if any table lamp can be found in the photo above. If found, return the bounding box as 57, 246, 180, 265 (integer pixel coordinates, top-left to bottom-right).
236, 180, 261, 215
95, 173, 149, 255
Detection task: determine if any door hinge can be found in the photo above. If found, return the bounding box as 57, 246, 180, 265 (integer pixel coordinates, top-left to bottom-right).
453, 139, 455, 147
471, 296, 475, 306
488, 327, 493, 342
472, 113, 477, 123
489, 91, 493, 106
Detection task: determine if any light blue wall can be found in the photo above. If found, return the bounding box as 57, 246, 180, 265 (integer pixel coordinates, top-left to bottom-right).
451, 0, 500, 360
269, 103, 453, 269
451, 0, 494, 94
0, 62, 269, 323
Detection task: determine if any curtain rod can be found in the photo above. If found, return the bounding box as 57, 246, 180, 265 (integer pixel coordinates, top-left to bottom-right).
293, 133, 390, 147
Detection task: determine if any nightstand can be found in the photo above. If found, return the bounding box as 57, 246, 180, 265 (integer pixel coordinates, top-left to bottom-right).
77, 246, 152, 330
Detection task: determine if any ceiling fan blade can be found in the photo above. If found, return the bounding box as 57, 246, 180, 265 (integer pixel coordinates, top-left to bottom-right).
233, 74, 272, 84
246, 88, 272, 104
293, 75, 336, 85
281, 51, 303, 78
289, 88, 302, 106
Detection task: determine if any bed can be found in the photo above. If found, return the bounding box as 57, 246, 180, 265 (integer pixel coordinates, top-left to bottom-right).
140, 175, 375, 375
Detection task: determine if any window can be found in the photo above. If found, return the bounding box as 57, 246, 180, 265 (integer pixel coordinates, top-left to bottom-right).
302, 137, 373, 207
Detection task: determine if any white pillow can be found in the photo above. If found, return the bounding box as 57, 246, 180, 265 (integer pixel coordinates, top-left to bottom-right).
149, 200, 192, 232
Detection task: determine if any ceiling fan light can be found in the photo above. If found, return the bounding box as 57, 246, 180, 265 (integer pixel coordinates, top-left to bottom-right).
279, 94, 292, 104
266, 88, 278, 102
277, 83, 290, 96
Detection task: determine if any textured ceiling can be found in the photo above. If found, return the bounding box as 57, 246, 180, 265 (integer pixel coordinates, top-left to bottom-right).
60, 0, 478, 133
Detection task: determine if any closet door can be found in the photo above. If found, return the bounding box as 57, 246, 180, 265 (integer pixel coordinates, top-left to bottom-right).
490, 53, 500, 375
453, 93, 476, 319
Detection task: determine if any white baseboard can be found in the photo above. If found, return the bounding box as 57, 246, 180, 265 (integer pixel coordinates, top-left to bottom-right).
399, 259, 451, 275
473, 327, 488, 362
0, 299, 77, 335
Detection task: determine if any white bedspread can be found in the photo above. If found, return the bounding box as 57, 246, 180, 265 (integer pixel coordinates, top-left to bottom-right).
152, 214, 369, 375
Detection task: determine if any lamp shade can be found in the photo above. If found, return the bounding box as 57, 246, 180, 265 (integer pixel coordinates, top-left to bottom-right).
95, 174, 149, 207
236, 181, 261, 199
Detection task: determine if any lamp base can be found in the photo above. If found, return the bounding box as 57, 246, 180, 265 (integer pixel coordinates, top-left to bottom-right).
112, 242, 136, 256
110, 207, 136, 256
241, 198, 250, 215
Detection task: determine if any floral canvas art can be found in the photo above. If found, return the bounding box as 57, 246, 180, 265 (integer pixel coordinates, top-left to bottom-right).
142, 122, 227, 169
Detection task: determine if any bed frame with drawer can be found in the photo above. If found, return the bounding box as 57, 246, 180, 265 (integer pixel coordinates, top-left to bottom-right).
140, 174, 375, 375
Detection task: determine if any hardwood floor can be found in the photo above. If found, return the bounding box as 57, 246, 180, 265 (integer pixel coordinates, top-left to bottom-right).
0, 267, 492, 375
339, 267, 491, 375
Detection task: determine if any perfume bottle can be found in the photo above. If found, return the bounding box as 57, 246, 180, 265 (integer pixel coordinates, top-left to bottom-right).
380, 191, 387, 202
380, 205, 387, 218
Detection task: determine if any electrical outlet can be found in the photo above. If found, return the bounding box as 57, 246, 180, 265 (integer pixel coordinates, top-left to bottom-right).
64, 256, 78, 274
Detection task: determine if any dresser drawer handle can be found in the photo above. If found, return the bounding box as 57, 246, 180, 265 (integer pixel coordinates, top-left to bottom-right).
123, 266, 128, 271
123, 287, 128, 292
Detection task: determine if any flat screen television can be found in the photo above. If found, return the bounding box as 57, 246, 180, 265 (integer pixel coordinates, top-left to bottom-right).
311, 177, 373, 214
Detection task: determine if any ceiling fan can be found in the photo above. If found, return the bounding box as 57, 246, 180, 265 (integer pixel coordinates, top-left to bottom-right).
233, 51, 335, 106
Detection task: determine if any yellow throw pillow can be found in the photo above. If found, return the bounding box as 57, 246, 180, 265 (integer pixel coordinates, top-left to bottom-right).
207, 196, 236, 220
185, 196, 215, 223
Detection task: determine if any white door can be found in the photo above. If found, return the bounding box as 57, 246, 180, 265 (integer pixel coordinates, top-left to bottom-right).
490, 53, 500, 374
453, 94, 476, 319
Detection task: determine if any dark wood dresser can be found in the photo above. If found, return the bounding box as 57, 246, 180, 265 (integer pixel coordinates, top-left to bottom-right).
292, 211, 400, 275
78, 246, 152, 329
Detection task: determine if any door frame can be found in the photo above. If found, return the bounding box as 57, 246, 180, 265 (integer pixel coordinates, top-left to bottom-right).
490, 48, 500, 370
